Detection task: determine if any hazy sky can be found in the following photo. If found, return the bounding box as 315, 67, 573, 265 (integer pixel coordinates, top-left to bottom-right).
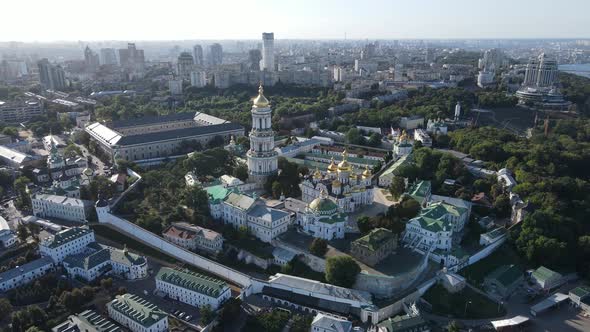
2, 0, 589, 41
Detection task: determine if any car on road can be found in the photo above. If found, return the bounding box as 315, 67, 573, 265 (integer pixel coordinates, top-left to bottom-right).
184, 315, 192, 321
178, 312, 185, 319
173, 310, 181, 317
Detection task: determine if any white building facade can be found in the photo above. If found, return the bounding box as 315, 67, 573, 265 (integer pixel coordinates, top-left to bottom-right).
107, 294, 168, 332
298, 190, 347, 240
32, 194, 92, 223
39, 227, 96, 263
0, 257, 54, 292
155, 267, 231, 310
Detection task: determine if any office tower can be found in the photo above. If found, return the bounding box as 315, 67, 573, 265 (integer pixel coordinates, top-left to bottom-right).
193, 45, 204, 66
261, 32, 275, 71
523, 53, 558, 88
190, 71, 206, 87
424, 48, 435, 63
177, 52, 194, 81
248, 49, 262, 71
208, 43, 223, 67
361, 43, 376, 60
100, 48, 118, 65
84, 46, 100, 72
118, 43, 145, 72
37, 59, 66, 90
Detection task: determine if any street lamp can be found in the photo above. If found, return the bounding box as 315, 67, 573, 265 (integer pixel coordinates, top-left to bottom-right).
464, 300, 472, 316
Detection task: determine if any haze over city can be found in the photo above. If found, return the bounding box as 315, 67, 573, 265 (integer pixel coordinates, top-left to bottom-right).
2, 0, 590, 41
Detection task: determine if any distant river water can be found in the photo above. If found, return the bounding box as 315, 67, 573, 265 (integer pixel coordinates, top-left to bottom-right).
559, 63, 590, 78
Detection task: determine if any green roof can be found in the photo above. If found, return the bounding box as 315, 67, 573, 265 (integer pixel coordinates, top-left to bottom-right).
205, 185, 229, 203
570, 286, 590, 298
407, 180, 431, 201
75, 310, 124, 332
413, 216, 451, 232
532, 266, 561, 282
309, 197, 338, 214
381, 153, 412, 177
483, 227, 507, 240
352, 228, 394, 252
42, 227, 93, 249
318, 213, 347, 224
156, 267, 228, 297
109, 294, 167, 328
421, 201, 467, 219
64, 245, 145, 271
301, 152, 379, 165
486, 264, 523, 287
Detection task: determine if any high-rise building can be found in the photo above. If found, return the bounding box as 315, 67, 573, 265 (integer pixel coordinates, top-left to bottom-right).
190, 71, 206, 87
261, 32, 275, 71
247, 84, 278, 184
193, 45, 204, 66
248, 49, 262, 71
37, 59, 66, 90
523, 53, 558, 88
84, 46, 100, 72
208, 43, 223, 67
100, 48, 118, 66
118, 43, 145, 72
177, 52, 194, 81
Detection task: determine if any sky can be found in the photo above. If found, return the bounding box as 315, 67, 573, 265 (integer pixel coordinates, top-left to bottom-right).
2, 0, 589, 42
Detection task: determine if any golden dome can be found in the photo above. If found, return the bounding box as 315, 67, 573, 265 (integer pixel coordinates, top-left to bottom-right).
332, 179, 342, 187
362, 165, 372, 178
337, 148, 351, 171
327, 157, 338, 172
399, 130, 408, 142
313, 167, 322, 179
252, 83, 270, 108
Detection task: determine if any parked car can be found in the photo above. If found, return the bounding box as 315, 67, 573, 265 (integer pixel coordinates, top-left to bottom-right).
184, 315, 192, 321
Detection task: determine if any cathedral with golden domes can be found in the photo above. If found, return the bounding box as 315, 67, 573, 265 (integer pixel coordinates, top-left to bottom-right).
299, 148, 375, 213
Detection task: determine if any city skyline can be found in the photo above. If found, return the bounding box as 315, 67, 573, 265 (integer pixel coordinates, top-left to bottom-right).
2, 0, 589, 42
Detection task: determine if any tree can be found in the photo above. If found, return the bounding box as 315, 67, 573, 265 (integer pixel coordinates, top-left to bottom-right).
346, 128, 366, 145
389, 176, 406, 200
309, 238, 328, 256
219, 298, 242, 323
325, 256, 361, 288
16, 223, 29, 242
100, 278, 113, 291
394, 196, 421, 220
63, 144, 82, 159
493, 194, 511, 218
0, 298, 12, 319
290, 315, 312, 332
357, 216, 374, 234
200, 304, 214, 325
232, 164, 249, 181
368, 132, 382, 147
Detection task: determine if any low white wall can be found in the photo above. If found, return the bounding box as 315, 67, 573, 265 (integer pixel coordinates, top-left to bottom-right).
467, 236, 506, 266
273, 239, 326, 273
97, 210, 253, 288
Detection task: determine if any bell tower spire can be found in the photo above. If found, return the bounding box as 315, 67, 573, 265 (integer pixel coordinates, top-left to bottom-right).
247, 84, 278, 185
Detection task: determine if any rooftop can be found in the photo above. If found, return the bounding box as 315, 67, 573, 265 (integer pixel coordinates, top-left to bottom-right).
570, 286, 590, 299
311, 313, 352, 332
378, 314, 429, 332
407, 180, 431, 200
34, 194, 91, 208
63, 244, 146, 270
164, 222, 222, 241
51, 309, 124, 332
352, 228, 394, 252
41, 227, 93, 249
532, 266, 562, 282
0, 256, 53, 282
268, 273, 372, 305
224, 192, 256, 211
249, 204, 290, 222
486, 264, 523, 288
116, 122, 243, 146
156, 267, 228, 297
108, 294, 167, 328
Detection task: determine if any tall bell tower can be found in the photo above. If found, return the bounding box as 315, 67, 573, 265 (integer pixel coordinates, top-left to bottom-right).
247, 84, 278, 184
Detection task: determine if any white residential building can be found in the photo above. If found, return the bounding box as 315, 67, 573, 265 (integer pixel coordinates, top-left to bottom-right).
298, 190, 347, 240
162, 222, 223, 253
107, 294, 168, 332
206, 185, 290, 243
0, 229, 18, 248
155, 267, 231, 310
0, 257, 54, 292
63, 244, 148, 282
39, 227, 95, 263
426, 119, 448, 135
404, 215, 453, 252
32, 194, 92, 222
413, 129, 432, 147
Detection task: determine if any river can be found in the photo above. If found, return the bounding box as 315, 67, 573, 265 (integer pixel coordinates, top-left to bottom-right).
559, 63, 590, 79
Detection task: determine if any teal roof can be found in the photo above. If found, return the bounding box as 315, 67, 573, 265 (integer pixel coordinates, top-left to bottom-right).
205, 185, 229, 203
353, 228, 395, 252
570, 286, 590, 298
407, 180, 431, 201
422, 201, 467, 219
413, 216, 451, 232
309, 196, 338, 214
381, 153, 412, 177
378, 314, 429, 332
532, 266, 561, 283
64, 245, 146, 270
109, 294, 166, 328
486, 264, 523, 288
156, 267, 228, 297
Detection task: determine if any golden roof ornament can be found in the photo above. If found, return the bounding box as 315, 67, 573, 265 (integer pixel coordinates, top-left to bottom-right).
252, 83, 270, 108
327, 157, 338, 172
337, 147, 351, 171
362, 164, 372, 178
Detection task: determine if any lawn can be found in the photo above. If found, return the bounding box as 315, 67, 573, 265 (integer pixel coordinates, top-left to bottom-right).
459, 244, 523, 286
423, 284, 506, 319
90, 224, 177, 263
